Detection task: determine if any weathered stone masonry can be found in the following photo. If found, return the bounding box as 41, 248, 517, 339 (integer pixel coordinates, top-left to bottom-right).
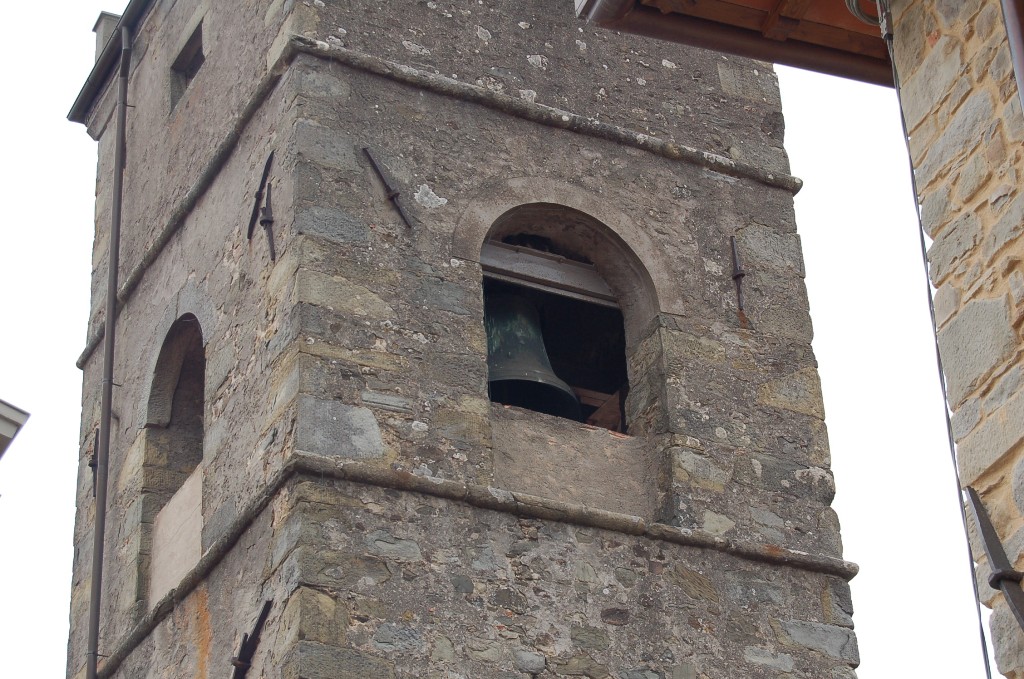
70, 1, 858, 678
889, 1, 1024, 675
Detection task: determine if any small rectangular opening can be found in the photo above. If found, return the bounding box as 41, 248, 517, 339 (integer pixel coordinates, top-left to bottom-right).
170, 22, 204, 110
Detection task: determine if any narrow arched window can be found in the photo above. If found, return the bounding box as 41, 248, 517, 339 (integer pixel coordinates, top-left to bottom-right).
140, 314, 206, 605
144, 314, 205, 505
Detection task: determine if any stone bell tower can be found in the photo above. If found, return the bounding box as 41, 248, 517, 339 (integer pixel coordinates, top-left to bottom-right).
68, 1, 858, 677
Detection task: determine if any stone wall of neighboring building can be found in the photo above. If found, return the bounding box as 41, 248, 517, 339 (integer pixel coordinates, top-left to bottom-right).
891, 0, 1024, 675
70, 1, 857, 678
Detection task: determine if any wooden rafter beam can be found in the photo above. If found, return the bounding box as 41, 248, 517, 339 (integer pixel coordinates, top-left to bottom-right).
762, 0, 813, 41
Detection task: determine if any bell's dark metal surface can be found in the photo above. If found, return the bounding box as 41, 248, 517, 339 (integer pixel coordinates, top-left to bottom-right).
485, 294, 581, 420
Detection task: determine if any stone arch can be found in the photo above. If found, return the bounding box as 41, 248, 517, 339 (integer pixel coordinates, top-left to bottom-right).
146, 313, 205, 430
451, 177, 684, 337
483, 202, 660, 348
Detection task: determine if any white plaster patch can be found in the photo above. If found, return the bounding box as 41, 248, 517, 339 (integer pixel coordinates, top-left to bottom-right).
414, 184, 448, 208
662, 59, 677, 69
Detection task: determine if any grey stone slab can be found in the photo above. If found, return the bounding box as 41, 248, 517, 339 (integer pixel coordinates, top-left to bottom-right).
780, 620, 859, 665
983, 192, 1024, 260
960, 388, 1024, 484
928, 212, 980, 283
901, 36, 962, 131
290, 641, 396, 679
937, 297, 1015, 406
933, 284, 960, 326
295, 205, 369, 244
295, 395, 384, 458
917, 93, 994, 188
295, 119, 358, 171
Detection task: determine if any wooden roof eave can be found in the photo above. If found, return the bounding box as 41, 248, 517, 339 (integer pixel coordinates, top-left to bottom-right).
577, 0, 893, 87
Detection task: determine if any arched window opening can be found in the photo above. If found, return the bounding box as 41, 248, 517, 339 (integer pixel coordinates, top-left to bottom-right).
144, 314, 205, 516
483, 234, 629, 432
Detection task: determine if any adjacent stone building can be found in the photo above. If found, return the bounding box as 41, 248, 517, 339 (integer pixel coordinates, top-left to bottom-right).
893, 2, 1024, 676
68, 1, 859, 678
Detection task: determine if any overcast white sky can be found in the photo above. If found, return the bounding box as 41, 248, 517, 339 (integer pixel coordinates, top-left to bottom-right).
0, 2, 990, 677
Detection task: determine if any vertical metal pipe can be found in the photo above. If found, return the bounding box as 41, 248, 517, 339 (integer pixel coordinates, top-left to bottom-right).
999, 0, 1024, 113
86, 25, 131, 679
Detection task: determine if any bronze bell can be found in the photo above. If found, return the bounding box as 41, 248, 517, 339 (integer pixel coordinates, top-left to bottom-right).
484, 294, 582, 420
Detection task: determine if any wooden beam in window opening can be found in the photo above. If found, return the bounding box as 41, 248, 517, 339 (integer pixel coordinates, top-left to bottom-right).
481, 240, 618, 308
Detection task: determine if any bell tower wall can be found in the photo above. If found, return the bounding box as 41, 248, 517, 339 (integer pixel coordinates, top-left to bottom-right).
69, 1, 856, 678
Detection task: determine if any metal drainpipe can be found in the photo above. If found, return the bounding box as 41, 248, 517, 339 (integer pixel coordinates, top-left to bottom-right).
999, 0, 1024, 113
86, 25, 132, 679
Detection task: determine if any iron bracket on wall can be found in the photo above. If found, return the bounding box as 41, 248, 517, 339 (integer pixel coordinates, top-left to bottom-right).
247, 152, 276, 260
230, 600, 273, 679
89, 427, 99, 497
729, 235, 749, 327
966, 487, 1024, 631
363, 146, 415, 228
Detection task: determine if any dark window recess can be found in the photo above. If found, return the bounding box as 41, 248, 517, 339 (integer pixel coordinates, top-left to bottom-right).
144, 315, 205, 514
170, 23, 205, 109
484, 277, 628, 432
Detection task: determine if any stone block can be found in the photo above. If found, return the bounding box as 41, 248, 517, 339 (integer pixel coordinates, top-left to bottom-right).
933, 283, 960, 326
920, 185, 951, 239
983, 366, 1023, 414
937, 297, 1015, 406
491, 407, 663, 521
284, 641, 396, 679
901, 36, 962, 131
364, 530, 424, 562
743, 646, 795, 671
295, 119, 358, 171
992, 603, 1024, 676
917, 93, 995, 189
983, 192, 1024, 261
149, 468, 203, 603
295, 395, 385, 459
281, 587, 346, 647
372, 624, 424, 653
951, 396, 981, 441
296, 269, 395, 318
958, 388, 1024, 485
295, 204, 369, 244
928, 211, 980, 283
513, 649, 546, 673
892, 3, 933, 81
757, 367, 825, 419
777, 620, 859, 665
936, 0, 982, 28
737, 224, 805, 276
955, 152, 991, 203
